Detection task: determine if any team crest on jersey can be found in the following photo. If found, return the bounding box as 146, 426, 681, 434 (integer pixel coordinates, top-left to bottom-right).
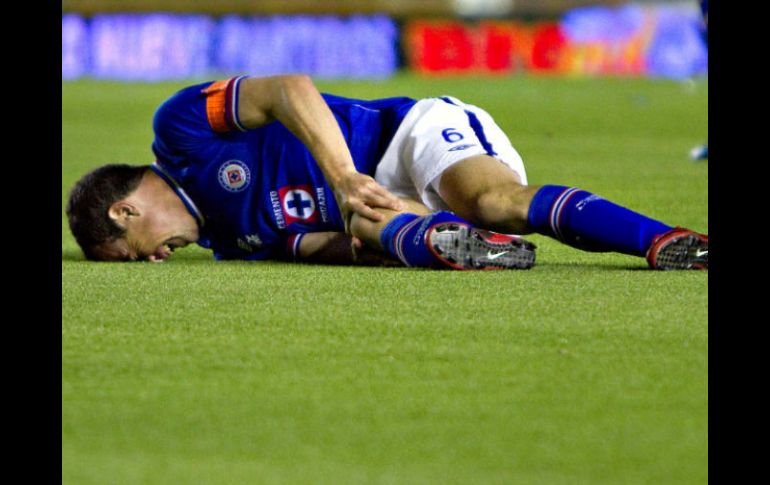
218, 160, 250, 192
278, 185, 318, 225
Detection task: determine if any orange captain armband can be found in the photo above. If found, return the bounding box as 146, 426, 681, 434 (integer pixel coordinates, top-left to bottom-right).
201, 75, 248, 133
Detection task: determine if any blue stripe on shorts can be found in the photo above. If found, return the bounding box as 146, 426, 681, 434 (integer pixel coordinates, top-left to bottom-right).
439, 97, 497, 156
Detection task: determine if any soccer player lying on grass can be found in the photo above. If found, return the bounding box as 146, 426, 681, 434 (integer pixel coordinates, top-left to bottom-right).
66, 75, 708, 270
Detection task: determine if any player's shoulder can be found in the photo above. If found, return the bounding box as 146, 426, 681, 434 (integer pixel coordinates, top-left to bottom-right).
152, 80, 224, 161
154, 81, 213, 121
152, 80, 225, 144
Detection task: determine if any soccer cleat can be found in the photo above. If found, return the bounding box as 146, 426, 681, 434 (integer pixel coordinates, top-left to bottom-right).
646, 228, 708, 270
426, 222, 536, 270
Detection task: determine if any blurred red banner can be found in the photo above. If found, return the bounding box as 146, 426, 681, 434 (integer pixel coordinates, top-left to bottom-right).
404, 20, 572, 75
403, 19, 658, 76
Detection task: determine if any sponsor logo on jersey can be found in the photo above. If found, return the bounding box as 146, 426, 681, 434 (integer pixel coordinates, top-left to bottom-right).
269, 190, 286, 229
237, 238, 252, 252
237, 233, 264, 252
245, 234, 263, 248
315, 187, 330, 223
218, 160, 250, 192
278, 185, 318, 226
448, 143, 477, 152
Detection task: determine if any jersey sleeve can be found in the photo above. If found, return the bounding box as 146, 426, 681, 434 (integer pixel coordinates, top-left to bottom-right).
151, 76, 249, 165
200, 75, 249, 134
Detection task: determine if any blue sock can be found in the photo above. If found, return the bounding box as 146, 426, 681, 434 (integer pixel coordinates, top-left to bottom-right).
379, 211, 470, 268
527, 185, 672, 256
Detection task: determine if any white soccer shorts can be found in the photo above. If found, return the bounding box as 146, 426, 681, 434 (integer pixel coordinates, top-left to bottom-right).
374, 96, 528, 212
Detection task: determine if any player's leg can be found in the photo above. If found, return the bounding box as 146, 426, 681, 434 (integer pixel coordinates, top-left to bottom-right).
435, 154, 537, 234
349, 198, 536, 270
348, 198, 429, 251
373, 95, 707, 269
437, 155, 708, 270
363, 97, 538, 270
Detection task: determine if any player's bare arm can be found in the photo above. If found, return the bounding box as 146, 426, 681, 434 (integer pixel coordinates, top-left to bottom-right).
236, 75, 405, 230
294, 232, 401, 267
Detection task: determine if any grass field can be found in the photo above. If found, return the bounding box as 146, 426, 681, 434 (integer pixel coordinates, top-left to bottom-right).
62, 74, 708, 484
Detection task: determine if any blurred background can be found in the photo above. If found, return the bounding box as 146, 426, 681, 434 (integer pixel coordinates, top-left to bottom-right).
62, 0, 707, 82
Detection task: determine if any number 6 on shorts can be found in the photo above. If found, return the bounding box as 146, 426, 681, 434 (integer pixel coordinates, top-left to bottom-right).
441, 128, 464, 143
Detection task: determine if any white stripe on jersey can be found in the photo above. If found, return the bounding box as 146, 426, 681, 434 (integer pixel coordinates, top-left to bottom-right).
151, 161, 206, 227
230, 76, 248, 132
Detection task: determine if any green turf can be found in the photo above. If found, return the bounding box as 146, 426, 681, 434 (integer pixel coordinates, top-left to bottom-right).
62, 73, 708, 484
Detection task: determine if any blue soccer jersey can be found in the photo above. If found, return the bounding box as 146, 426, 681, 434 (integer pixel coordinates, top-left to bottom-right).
150, 76, 417, 260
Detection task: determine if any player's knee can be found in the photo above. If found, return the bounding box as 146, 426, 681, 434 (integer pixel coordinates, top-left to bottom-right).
468, 186, 532, 233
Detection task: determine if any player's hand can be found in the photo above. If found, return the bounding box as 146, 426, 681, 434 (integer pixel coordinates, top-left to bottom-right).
333, 171, 405, 233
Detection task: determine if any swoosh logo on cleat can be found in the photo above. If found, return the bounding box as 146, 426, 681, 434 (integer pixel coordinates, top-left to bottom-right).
486, 251, 509, 260
694, 249, 708, 258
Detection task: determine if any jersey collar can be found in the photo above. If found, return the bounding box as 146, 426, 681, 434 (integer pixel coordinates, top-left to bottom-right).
150, 161, 206, 228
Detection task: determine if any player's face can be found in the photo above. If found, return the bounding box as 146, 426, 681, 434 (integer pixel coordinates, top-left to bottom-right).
94, 209, 199, 262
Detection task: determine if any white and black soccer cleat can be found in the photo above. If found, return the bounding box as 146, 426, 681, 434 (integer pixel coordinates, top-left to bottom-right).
426, 222, 536, 270
646, 227, 708, 270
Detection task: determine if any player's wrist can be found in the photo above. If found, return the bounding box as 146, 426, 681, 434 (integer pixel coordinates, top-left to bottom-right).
327, 167, 360, 188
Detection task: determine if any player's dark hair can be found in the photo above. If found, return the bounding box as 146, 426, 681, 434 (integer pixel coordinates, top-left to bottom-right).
66, 164, 150, 260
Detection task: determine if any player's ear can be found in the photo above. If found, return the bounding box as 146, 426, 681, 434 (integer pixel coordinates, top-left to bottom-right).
108, 201, 140, 228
